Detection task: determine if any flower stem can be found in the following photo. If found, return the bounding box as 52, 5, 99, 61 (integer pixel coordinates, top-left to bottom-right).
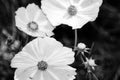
74, 29, 78, 51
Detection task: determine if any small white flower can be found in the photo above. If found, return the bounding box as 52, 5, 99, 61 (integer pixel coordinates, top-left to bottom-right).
11, 37, 76, 80
84, 57, 97, 71
41, 0, 103, 29
15, 3, 54, 37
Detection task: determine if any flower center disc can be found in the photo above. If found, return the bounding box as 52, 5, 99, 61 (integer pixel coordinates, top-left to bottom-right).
27, 21, 38, 32
68, 5, 77, 16
37, 61, 48, 71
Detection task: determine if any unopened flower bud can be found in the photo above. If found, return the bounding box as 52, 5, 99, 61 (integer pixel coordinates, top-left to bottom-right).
77, 43, 86, 50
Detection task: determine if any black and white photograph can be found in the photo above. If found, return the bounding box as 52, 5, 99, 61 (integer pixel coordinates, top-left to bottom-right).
0, 0, 120, 80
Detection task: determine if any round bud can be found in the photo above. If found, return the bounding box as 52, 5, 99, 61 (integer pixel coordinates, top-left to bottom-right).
77, 43, 86, 50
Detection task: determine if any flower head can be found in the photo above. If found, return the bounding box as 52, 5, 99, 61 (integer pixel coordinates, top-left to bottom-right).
15, 3, 54, 37
11, 37, 76, 80
78, 43, 86, 50
41, 0, 103, 29
76, 43, 90, 55
84, 57, 97, 71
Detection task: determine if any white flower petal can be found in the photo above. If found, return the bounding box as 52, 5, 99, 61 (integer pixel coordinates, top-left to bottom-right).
42, 0, 68, 10
46, 66, 76, 80
62, 15, 89, 29
47, 70, 61, 80
70, 0, 82, 6
77, 1, 102, 21
35, 12, 54, 36
40, 37, 63, 60
51, 65, 76, 71
26, 29, 47, 37
32, 70, 44, 80
80, 0, 102, 8
39, 70, 55, 80
14, 66, 37, 80
41, 0, 67, 26
15, 7, 29, 23
15, 16, 27, 31
22, 38, 45, 61
33, 9, 54, 37
11, 52, 37, 68
22, 37, 63, 61
47, 47, 74, 66
26, 3, 40, 21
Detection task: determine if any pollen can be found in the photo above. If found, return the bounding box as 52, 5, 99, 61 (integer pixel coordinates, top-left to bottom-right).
68, 5, 77, 16
37, 61, 48, 71
27, 21, 38, 32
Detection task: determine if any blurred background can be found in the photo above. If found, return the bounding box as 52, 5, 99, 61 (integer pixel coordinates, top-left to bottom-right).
0, 0, 120, 80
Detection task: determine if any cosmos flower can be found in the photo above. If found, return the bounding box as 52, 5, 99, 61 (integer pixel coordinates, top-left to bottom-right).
11, 37, 76, 80
15, 3, 54, 37
41, 0, 103, 29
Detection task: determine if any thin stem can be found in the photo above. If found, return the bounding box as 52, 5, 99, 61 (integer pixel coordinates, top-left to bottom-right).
92, 73, 98, 80
90, 42, 94, 53
74, 29, 78, 51
80, 54, 85, 63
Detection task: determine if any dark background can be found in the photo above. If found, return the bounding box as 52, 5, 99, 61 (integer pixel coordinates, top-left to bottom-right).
0, 0, 120, 80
